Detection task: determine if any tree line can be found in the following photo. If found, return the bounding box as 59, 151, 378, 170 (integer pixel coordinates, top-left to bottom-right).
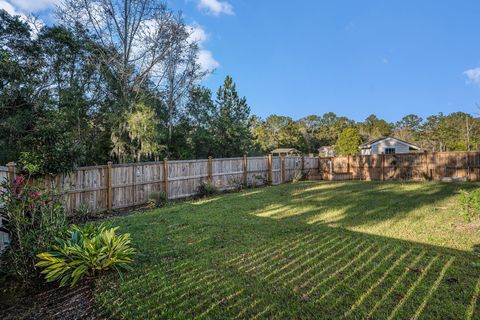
253, 112, 480, 156
0, 1, 479, 176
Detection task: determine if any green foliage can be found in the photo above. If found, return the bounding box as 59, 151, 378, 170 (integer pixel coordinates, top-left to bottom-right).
197, 181, 219, 197
214, 76, 254, 157
148, 191, 168, 208
36, 224, 135, 287
112, 103, 164, 162
253, 115, 306, 153
72, 202, 92, 224
1, 8, 480, 170
358, 114, 392, 141
335, 127, 362, 156
458, 189, 480, 222
0, 175, 67, 281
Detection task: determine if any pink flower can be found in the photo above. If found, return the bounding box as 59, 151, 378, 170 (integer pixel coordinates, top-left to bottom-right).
30, 191, 43, 200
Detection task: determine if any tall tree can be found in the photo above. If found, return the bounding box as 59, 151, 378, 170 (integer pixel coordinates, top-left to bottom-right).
316, 112, 354, 146
214, 76, 253, 157
178, 86, 218, 158
335, 127, 362, 156
58, 0, 203, 161
393, 114, 423, 143
358, 114, 392, 141
253, 115, 305, 153
297, 115, 321, 153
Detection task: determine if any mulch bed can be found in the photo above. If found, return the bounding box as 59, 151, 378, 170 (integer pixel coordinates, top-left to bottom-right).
0, 280, 104, 320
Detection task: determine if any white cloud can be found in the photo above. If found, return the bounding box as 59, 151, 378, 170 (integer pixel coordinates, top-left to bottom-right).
8, 0, 59, 13
187, 24, 208, 44
0, 0, 44, 32
198, 50, 219, 71
187, 24, 219, 72
0, 0, 21, 15
464, 67, 480, 86
197, 0, 234, 16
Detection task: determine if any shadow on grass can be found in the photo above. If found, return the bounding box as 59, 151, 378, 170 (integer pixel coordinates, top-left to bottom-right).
94, 181, 480, 319
249, 181, 478, 228
96, 225, 480, 319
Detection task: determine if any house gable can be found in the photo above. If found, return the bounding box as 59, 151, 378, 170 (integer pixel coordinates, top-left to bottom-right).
359, 137, 420, 155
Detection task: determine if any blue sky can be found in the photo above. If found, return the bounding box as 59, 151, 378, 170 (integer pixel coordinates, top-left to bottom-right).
3, 0, 480, 122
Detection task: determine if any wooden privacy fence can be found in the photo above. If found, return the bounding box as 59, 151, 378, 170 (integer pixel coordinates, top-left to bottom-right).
319, 151, 480, 182
1, 156, 318, 214
2, 151, 478, 216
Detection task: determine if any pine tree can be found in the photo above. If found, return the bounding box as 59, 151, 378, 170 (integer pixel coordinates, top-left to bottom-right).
214, 76, 253, 157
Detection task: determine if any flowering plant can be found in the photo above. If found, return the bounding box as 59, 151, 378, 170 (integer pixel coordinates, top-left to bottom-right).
0, 175, 66, 281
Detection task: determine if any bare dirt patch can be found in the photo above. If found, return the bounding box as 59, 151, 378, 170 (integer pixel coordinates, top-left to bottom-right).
0, 280, 103, 320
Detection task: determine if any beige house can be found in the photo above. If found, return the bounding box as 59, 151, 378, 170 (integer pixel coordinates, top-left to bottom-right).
318, 146, 336, 157
359, 137, 420, 155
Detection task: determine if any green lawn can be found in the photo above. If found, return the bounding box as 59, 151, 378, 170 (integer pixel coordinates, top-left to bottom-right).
95, 181, 480, 319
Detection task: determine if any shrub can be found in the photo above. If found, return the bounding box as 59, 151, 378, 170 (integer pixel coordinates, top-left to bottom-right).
72, 202, 92, 223
36, 224, 135, 287
0, 176, 67, 282
147, 191, 168, 208
197, 181, 219, 197
458, 189, 480, 222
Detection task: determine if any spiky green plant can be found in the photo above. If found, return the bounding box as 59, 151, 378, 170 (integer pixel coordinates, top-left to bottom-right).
36, 224, 135, 287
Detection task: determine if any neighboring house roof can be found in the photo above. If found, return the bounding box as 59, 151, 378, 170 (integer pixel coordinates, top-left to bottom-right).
359, 136, 420, 150
270, 148, 301, 154
318, 145, 335, 151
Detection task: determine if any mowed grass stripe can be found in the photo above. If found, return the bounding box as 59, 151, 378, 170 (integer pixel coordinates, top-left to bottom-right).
261, 235, 342, 282
366, 250, 427, 318
288, 236, 359, 286
386, 255, 440, 320
243, 234, 320, 274
344, 249, 413, 317
271, 235, 348, 284
413, 257, 455, 319
92, 181, 480, 319
305, 242, 377, 296
466, 277, 480, 320
315, 245, 387, 302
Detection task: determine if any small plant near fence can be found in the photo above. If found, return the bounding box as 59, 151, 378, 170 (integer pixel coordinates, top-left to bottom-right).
293, 169, 310, 183
71, 202, 92, 223
147, 191, 169, 208
36, 224, 135, 287
197, 181, 219, 197
0, 175, 67, 282
458, 189, 480, 222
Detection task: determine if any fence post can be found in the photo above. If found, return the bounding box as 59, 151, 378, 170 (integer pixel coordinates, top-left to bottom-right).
163, 158, 169, 198
281, 155, 286, 183
6, 162, 16, 187
208, 156, 213, 182
132, 163, 137, 206
466, 153, 471, 181
242, 154, 248, 186
381, 154, 385, 181
301, 155, 305, 173
318, 155, 321, 174
347, 155, 350, 173
267, 154, 273, 185
107, 161, 113, 212
424, 152, 429, 180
